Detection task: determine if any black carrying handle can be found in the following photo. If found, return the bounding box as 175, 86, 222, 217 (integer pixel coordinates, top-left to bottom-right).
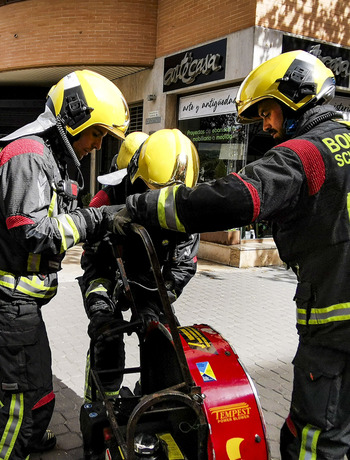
128, 223, 194, 390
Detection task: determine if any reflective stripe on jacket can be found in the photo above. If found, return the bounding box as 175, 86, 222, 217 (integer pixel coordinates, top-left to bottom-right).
0, 270, 58, 300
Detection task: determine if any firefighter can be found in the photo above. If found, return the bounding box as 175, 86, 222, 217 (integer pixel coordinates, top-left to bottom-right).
115, 51, 350, 459
79, 129, 200, 403
0, 69, 129, 458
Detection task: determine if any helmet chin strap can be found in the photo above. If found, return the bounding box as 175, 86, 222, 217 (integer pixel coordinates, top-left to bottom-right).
55, 115, 85, 191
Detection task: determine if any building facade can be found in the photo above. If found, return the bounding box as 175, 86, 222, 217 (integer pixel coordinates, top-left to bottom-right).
1, 0, 349, 231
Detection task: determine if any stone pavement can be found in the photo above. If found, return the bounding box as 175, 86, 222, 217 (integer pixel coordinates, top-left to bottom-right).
32, 244, 299, 460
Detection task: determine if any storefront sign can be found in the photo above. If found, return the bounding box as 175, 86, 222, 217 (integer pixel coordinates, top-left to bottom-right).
163, 39, 226, 92
332, 95, 350, 119
179, 87, 238, 120
283, 35, 350, 88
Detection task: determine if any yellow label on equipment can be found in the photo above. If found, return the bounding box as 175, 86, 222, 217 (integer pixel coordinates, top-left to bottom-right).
157, 433, 185, 460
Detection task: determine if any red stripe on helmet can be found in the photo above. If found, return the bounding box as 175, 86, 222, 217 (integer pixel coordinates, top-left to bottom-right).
277, 139, 325, 196
89, 190, 111, 208
6, 215, 35, 230
232, 173, 261, 221
0, 138, 44, 166
32, 391, 55, 410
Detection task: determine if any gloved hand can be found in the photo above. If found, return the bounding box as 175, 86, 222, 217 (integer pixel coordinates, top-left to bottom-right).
88, 310, 115, 341
78, 205, 125, 244
113, 207, 132, 235
100, 204, 126, 233
131, 306, 159, 334
167, 290, 177, 304
164, 278, 177, 304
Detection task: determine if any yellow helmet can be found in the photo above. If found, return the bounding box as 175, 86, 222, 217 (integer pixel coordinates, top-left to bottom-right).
116, 132, 149, 170
236, 50, 336, 123
46, 69, 130, 139
128, 129, 200, 188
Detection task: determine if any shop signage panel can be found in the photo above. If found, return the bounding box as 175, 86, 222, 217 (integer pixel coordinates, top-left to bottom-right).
179, 87, 238, 120
332, 95, 350, 119
283, 35, 350, 89
163, 39, 226, 92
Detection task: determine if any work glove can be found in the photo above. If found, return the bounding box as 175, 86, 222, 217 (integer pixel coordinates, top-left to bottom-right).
100, 204, 126, 233
112, 206, 132, 235
78, 205, 125, 244
167, 290, 177, 304
88, 309, 115, 342
131, 306, 159, 334
164, 277, 177, 304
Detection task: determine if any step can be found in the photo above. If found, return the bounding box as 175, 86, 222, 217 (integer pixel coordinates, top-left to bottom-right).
198, 239, 283, 268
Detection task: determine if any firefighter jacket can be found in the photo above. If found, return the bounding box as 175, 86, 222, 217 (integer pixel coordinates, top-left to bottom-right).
126, 105, 350, 352
80, 176, 199, 318
0, 130, 106, 305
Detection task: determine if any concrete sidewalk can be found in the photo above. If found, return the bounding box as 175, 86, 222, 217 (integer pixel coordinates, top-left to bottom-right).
32, 245, 299, 460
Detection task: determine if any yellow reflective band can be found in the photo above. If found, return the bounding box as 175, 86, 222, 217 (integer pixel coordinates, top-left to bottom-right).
158, 186, 185, 232
337, 120, 350, 128
0, 393, 24, 460
171, 185, 186, 232
296, 307, 307, 325
27, 253, 41, 272
53, 214, 80, 253
0, 271, 57, 299
48, 191, 57, 218
297, 302, 350, 325
308, 302, 350, 324
85, 278, 110, 299
347, 192, 350, 223
299, 424, 320, 460
84, 352, 91, 402
158, 188, 169, 229
66, 214, 80, 244
16, 275, 57, 299
0, 270, 15, 290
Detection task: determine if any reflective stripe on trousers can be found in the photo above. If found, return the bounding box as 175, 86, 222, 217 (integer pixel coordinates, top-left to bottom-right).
299, 425, 321, 460
297, 302, 350, 325
84, 352, 120, 402
0, 393, 24, 460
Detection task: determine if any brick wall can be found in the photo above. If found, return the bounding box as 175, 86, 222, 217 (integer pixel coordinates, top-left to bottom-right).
156, 0, 257, 57
0, 0, 348, 74
256, 0, 350, 47
156, 0, 349, 57
0, 0, 157, 71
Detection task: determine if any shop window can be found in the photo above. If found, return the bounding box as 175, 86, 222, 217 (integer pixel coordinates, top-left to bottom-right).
179, 113, 248, 182
178, 98, 274, 239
